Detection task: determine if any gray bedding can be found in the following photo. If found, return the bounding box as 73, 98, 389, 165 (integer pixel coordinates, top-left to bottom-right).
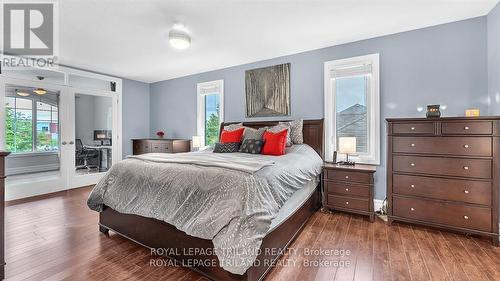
87, 144, 322, 275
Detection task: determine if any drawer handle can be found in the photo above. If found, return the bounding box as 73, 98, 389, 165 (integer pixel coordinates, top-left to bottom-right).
463, 144, 469, 148
410, 184, 415, 188
345, 188, 349, 192
345, 175, 349, 179
410, 127, 416, 131
463, 166, 469, 170
411, 143, 416, 147
463, 215, 469, 220
410, 163, 415, 167
345, 201, 349, 205
464, 126, 470, 130
410, 207, 415, 211
464, 190, 470, 194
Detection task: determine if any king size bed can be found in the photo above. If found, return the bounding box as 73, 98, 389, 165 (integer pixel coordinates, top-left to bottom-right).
87, 119, 324, 281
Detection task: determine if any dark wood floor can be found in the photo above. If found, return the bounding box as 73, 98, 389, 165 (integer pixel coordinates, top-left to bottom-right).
5, 186, 500, 281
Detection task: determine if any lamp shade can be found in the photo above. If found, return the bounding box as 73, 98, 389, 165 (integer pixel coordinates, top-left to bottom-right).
338, 137, 357, 154
192, 136, 202, 148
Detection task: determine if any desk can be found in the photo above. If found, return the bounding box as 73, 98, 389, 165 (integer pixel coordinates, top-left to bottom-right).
85, 145, 112, 172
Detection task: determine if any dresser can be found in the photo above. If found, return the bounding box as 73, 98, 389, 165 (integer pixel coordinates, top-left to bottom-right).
132, 139, 191, 155
322, 163, 376, 222
387, 117, 500, 245
0, 151, 10, 280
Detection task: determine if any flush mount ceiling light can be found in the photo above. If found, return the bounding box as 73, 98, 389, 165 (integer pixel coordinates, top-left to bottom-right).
169, 23, 191, 50
16, 89, 30, 97
33, 88, 47, 95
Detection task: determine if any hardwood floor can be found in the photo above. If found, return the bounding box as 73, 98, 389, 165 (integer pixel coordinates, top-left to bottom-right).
4, 186, 500, 281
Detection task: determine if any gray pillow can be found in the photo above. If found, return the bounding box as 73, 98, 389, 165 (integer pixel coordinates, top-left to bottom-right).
224, 123, 244, 131
242, 127, 267, 141
267, 124, 292, 146
239, 139, 265, 154
279, 119, 303, 144
213, 142, 241, 153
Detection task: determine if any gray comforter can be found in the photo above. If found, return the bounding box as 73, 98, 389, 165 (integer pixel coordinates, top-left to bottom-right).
87, 144, 322, 274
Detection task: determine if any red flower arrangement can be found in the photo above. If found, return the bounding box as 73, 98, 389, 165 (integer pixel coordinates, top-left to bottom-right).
156, 131, 165, 138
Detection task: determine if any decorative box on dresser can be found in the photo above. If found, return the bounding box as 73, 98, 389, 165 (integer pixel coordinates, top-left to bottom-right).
132, 139, 191, 155
322, 163, 376, 222
387, 117, 500, 245
0, 151, 10, 280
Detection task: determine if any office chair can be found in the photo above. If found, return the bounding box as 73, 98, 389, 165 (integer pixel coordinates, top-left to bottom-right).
75, 139, 99, 171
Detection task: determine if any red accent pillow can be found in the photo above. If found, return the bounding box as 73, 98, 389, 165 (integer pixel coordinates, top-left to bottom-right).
220, 128, 245, 143
262, 129, 288, 156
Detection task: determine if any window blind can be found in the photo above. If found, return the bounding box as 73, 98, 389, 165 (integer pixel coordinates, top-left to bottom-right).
331, 63, 372, 78
199, 84, 220, 95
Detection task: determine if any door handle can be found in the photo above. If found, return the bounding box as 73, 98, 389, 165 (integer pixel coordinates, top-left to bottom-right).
69, 141, 74, 145
62, 141, 67, 145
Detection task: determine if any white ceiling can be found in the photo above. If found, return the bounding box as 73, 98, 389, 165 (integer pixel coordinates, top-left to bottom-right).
59, 0, 499, 83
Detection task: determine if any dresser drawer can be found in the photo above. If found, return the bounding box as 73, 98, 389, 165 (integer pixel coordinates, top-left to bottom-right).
393, 174, 491, 205
392, 122, 434, 134
327, 195, 369, 211
442, 121, 493, 135
150, 141, 173, 153
392, 136, 492, 157
393, 196, 492, 232
393, 155, 492, 179
326, 181, 369, 197
325, 170, 371, 184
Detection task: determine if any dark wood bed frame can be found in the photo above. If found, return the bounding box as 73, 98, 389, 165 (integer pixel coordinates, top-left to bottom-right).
98, 119, 324, 281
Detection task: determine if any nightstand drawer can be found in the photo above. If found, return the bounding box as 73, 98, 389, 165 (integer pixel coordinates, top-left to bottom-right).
326, 181, 369, 197
327, 195, 369, 211
325, 170, 370, 184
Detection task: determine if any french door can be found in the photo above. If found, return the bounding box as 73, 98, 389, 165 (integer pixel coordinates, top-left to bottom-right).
61, 88, 120, 188
0, 72, 122, 200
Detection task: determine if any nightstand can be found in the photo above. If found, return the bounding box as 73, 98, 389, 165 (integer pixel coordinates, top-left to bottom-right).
322, 163, 376, 222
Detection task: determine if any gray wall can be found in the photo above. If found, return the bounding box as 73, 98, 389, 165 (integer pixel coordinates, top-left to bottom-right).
489, 3, 500, 115
122, 79, 151, 157
150, 17, 488, 200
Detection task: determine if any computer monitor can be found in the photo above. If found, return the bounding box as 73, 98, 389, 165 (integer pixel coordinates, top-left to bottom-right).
94, 130, 112, 145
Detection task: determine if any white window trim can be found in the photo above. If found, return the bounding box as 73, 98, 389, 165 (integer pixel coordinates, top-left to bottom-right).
324, 54, 380, 165
197, 80, 224, 147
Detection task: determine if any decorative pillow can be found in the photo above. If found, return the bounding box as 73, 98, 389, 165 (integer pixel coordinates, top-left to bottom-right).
239, 139, 265, 154
213, 142, 241, 153
279, 119, 303, 144
220, 128, 245, 143
242, 127, 267, 141
224, 123, 244, 131
267, 124, 292, 146
261, 129, 288, 156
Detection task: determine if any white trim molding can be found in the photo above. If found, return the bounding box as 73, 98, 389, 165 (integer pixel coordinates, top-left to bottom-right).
196, 79, 224, 147
324, 53, 380, 165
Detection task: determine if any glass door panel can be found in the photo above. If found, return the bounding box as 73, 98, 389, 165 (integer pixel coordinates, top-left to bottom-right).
68, 90, 117, 188
4, 83, 61, 176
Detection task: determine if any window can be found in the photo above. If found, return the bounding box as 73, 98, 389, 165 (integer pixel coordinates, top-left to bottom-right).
324, 54, 380, 164
5, 95, 59, 154
197, 80, 224, 147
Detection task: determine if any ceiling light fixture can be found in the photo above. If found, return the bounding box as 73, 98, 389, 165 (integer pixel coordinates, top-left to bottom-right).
33, 88, 47, 95
169, 23, 191, 50
16, 89, 30, 97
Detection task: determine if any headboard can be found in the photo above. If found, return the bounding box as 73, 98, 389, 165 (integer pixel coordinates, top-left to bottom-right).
219, 119, 324, 158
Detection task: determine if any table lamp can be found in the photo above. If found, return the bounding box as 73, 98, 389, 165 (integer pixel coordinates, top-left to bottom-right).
338, 137, 356, 165
192, 136, 202, 151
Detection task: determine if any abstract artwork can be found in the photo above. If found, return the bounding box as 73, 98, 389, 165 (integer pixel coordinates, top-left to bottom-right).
245, 63, 290, 117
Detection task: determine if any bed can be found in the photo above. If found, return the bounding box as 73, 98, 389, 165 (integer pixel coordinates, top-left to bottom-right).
89, 119, 324, 281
